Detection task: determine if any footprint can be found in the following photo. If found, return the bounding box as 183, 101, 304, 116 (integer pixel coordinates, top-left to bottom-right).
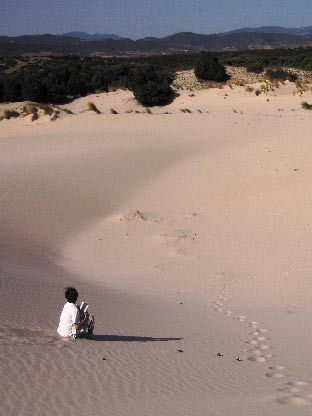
259, 344, 270, 350
248, 355, 266, 363
279, 387, 301, 394
269, 366, 284, 371
252, 335, 266, 342
246, 340, 258, 345
265, 372, 284, 378
276, 395, 310, 406
249, 349, 263, 356
255, 336, 266, 341
288, 381, 308, 387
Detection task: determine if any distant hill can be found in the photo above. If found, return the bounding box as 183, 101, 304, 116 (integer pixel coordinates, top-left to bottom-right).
223, 26, 312, 36
1, 31, 312, 56
62, 32, 123, 40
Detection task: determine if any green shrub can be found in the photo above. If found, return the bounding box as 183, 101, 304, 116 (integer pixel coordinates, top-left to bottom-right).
87, 102, 101, 114
31, 110, 39, 121
130, 64, 174, 107
58, 107, 73, 114
301, 101, 312, 110
246, 63, 264, 73
51, 110, 60, 121
40, 104, 54, 116
266, 68, 298, 82
195, 52, 228, 82
3, 109, 19, 119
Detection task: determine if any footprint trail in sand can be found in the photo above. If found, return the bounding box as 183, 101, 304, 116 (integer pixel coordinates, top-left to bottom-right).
213, 282, 312, 406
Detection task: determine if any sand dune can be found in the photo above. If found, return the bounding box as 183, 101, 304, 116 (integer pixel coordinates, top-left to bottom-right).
1, 81, 312, 415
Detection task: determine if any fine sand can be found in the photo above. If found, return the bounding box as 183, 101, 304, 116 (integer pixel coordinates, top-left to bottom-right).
2, 78, 312, 415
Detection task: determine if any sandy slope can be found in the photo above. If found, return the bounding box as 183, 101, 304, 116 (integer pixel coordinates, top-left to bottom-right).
1, 82, 312, 415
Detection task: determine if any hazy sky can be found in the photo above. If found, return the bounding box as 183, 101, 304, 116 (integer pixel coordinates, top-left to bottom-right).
1, 0, 312, 38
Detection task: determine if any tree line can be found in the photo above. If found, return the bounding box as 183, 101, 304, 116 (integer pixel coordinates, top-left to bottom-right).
0, 59, 174, 106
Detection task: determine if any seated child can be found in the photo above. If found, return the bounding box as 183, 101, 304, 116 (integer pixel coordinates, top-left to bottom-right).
57, 286, 94, 338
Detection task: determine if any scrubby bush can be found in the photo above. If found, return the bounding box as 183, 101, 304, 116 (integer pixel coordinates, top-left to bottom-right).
301, 101, 312, 110
246, 63, 264, 73
41, 104, 54, 116
195, 52, 228, 82
87, 102, 101, 114
3, 109, 19, 119
51, 110, 60, 121
130, 64, 174, 107
266, 68, 298, 82
245, 86, 254, 92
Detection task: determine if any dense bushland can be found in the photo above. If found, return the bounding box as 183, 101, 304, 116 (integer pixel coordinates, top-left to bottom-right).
1, 46, 312, 106
0, 57, 174, 106
141, 47, 312, 72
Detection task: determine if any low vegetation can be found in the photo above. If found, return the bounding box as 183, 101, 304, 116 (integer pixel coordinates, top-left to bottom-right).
265, 68, 298, 82
246, 63, 264, 73
51, 110, 60, 121
180, 108, 192, 113
87, 102, 101, 114
245, 86, 254, 93
2, 109, 19, 119
301, 101, 312, 110
0, 48, 311, 108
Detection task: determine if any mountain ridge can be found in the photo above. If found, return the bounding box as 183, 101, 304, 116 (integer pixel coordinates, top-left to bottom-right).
221, 26, 312, 36
60, 26, 312, 39
61, 32, 123, 40
1, 29, 312, 56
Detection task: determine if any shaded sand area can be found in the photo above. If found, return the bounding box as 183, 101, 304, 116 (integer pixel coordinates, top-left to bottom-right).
2, 81, 312, 415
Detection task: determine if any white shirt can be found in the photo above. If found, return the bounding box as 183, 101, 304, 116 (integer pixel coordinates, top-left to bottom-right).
57, 302, 80, 337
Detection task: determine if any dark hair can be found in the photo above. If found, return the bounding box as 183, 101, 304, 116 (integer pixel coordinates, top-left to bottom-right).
65, 286, 78, 303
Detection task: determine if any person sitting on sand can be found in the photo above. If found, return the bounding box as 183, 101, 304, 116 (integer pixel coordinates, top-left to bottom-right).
57, 286, 94, 338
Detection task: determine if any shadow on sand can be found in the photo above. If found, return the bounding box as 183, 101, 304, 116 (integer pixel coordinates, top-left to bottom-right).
90, 334, 183, 342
